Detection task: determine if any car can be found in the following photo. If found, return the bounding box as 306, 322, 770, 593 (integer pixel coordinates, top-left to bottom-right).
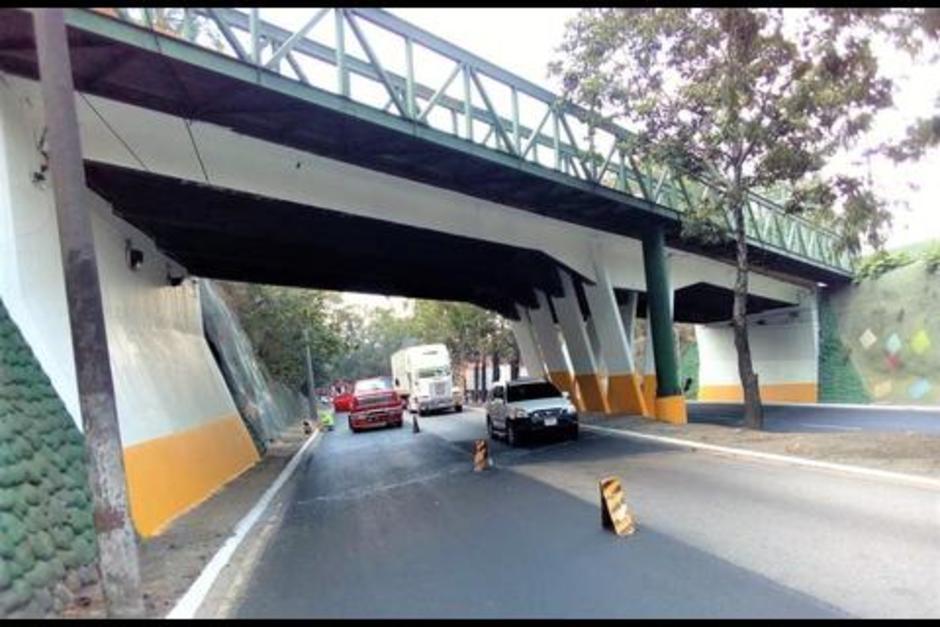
485, 378, 578, 446
348, 376, 403, 433
333, 391, 355, 413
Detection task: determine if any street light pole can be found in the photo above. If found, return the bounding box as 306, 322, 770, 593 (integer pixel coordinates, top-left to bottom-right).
303, 328, 317, 421
33, 8, 144, 618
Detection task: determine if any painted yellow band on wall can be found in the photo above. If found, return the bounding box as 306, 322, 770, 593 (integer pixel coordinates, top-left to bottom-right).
642, 375, 657, 418
124, 413, 260, 538
698, 383, 818, 403
574, 373, 609, 413
606, 373, 649, 417
655, 395, 687, 424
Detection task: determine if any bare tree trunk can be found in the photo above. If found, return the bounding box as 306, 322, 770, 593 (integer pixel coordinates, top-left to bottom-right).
731, 196, 764, 430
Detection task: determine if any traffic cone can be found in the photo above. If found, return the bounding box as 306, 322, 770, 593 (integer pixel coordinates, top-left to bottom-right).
473, 439, 490, 471
599, 476, 636, 536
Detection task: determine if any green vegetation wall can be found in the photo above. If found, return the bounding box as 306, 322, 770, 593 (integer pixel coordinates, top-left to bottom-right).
823, 252, 940, 405
0, 299, 99, 618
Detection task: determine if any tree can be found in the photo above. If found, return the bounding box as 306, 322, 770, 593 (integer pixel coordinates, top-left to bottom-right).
218, 282, 346, 390
551, 8, 929, 428
411, 300, 516, 388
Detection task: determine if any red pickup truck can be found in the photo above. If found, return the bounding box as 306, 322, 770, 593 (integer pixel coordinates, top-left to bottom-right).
348, 377, 403, 433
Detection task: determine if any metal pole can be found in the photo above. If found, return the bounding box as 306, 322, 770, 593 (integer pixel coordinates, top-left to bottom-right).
303, 328, 317, 421
33, 9, 144, 618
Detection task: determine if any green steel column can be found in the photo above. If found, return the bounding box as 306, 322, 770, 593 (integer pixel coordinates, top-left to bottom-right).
641, 225, 686, 423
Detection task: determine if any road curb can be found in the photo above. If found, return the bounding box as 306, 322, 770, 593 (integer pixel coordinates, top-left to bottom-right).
689, 400, 940, 414
583, 424, 940, 492
166, 428, 323, 619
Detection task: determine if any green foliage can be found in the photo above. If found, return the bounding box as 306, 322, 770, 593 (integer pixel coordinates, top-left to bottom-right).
336, 300, 516, 385
413, 301, 516, 374
550, 8, 924, 256
922, 245, 940, 274
218, 282, 515, 389
853, 250, 914, 282
217, 283, 346, 390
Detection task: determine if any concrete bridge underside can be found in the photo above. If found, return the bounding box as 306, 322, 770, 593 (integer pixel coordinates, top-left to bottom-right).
0, 9, 826, 538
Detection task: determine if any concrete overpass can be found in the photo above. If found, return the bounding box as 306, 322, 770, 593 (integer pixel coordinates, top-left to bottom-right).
0, 8, 847, 537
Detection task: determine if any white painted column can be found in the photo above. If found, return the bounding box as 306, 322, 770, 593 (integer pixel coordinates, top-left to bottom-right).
510, 306, 547, 379
551, 270, 608, 413
583, 251, 649, 416
528, 291, 574, 396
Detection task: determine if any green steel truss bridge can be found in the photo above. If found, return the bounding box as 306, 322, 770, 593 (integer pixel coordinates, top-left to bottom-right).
2, 7, 854, 280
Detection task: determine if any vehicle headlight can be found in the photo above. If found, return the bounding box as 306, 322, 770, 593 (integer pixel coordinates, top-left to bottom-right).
511, 408, 528, 419
564, 404, 577, 415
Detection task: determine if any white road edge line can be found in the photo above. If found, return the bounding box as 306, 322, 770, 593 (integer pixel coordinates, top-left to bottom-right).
583, 424, 940, 491
166, 428, 323, 619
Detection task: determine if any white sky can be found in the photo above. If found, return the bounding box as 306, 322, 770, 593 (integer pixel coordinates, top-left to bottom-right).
253, 8, 939, 307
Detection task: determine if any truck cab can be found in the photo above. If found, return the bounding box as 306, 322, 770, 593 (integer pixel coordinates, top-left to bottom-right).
348, 376, 403, 433
391, 344, 456, 416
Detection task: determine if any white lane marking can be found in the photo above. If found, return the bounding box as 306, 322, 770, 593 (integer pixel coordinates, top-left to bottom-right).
583, 424, 940, 492
166, 428, 323, 619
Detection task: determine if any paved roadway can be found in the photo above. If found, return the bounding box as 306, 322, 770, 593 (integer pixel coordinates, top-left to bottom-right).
689, 402, 940, 434
233, 408, 940, 619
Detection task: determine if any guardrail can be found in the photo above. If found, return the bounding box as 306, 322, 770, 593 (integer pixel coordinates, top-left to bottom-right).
89, 7, 854, 274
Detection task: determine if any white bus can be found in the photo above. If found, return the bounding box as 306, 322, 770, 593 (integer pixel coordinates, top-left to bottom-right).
391, 344, 459, 415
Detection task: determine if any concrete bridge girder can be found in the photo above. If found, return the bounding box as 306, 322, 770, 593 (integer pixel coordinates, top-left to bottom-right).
1, 74, 815, 318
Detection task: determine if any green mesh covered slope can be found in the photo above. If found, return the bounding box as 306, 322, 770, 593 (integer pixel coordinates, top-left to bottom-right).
0, 299, 98, 617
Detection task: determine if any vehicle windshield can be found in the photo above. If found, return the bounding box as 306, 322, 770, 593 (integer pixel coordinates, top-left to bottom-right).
506, 382, 563, 403
417, 367, 450, 378
354, 378, 393, 393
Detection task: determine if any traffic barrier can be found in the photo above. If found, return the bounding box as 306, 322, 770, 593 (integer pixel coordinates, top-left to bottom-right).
599, 476, 635, 536
473, 439, 491, 471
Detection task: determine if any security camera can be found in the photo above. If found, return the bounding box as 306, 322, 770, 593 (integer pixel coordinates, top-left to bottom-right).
125, 240, 143, 271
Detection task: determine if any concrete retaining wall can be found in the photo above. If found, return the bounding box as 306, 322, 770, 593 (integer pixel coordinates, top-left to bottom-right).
694, 300, 819, 403
0, 76, 259, 539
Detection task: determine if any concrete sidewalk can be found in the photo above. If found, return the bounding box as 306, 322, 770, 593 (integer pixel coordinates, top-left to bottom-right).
580, 412, 940, 481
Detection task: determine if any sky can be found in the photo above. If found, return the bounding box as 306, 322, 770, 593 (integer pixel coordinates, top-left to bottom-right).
255, 8, 938, 308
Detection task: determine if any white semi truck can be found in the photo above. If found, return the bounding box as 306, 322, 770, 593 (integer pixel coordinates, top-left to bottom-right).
391, 343, 460, 416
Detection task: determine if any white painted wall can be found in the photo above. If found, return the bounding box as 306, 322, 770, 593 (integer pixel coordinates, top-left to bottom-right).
0, 73, 813, 311
695, 303, 818, 389
0, 77, 238, 447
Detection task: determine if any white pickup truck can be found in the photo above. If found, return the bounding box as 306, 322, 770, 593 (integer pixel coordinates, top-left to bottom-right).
485, 378, 578, 446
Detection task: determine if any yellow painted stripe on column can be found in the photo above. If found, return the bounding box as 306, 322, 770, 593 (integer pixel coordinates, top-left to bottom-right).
124, 413, 261, 538
574, 373, 609, 413
606, 373, 649, 417
642, 375, 657, 418
698, 383, 818, 403
654, 394, 687, 424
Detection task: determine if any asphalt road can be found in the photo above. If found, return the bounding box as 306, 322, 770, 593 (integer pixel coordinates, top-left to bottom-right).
233, 408, 940, 618
689, 402, 940, 434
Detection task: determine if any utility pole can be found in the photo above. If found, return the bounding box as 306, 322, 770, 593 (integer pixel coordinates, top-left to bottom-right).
33, 8, 144, 618
303, 328, 317, 421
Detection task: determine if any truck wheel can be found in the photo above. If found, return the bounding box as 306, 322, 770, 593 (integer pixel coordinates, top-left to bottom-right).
455, 405, 463, 413
348, 420, 358, 433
